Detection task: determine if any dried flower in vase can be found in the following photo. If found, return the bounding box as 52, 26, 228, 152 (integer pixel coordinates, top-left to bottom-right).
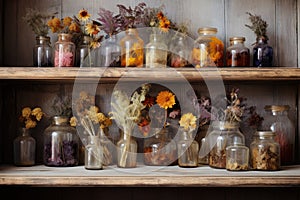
19, 107, 44, 129
179, 113, 197, 133
117, 2, 147, 29
245, 12, 269, 42
97, 7, 123, 37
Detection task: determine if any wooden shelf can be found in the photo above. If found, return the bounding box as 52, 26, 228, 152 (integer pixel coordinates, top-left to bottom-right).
0, 67, 299, 82
1, 165, 300, 187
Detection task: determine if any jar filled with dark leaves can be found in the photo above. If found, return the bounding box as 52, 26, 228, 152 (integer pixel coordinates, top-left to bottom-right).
250, 131, 280, 171
43, 116, 79, 167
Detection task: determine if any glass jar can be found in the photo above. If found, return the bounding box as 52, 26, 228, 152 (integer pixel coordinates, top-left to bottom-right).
226, 37, 250, 67
177, 128, 199, 167
120, 28, 144, 67
208, 121, 245, 169
192, 27, 224, 68
13, 128, 36, 166
33, 36, 52, 67
100, 127, 114, 166
85, 135, 102, 170
169, 35, 189, 68
263, 105, 295, 165
250, 131, 280, 171
43, 116, 79, 167
145, 34, 168, 68
226, 144, 249, 171
143, 127, 177, 166
76, 35, 93, 67
54, 33, 76, 67
198, 137, 209, 165
117, 128, 137, 168
253, 36, 273, 67
98, 35, 121, 67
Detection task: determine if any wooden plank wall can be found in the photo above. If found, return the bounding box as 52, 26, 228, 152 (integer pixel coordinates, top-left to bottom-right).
2, 0, 299, 67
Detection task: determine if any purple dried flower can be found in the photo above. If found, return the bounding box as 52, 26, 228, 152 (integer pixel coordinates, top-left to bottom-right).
97, 7, 122, 36
117, 2, 147, 29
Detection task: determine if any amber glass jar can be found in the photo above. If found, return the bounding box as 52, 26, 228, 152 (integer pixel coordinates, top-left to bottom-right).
120, 28, 144, 67
192, 27, 224, 68
226, 37, 250, 67
208, 121, 245, 169
250, 131, 280, 171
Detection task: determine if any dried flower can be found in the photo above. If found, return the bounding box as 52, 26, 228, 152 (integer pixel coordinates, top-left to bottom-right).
48, 16, 80, 34
245, 12, 269, 41
23, 8, 55, 36
19, 107, 44, 129
179, 113, 197, 132
97, 7, 123, 36
78, 9, 91, 21
117, 2, 147, 29
156, 91, 176, 110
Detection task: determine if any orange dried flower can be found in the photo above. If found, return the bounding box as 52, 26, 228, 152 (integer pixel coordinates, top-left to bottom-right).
78, 9, 90, 21
63, 17, 73, 26
156, 91, 176, 109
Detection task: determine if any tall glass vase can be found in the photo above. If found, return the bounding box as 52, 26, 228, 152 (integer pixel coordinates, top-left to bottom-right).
33, 36, 52, 67
13, 128, 36, 166
76, 36, 93, 67
54, 33, 76, 67
117, 128, 137, 168
85, 135, 102, 170
98, 35, 121, 67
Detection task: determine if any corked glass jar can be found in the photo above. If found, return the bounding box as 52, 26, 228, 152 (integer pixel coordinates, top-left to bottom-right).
226, 37, 250, 67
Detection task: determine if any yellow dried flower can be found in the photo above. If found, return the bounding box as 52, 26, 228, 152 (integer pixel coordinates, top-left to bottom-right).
156, 91, 176, 109
85, 23, 100, 35
22, 107, 31, 118
69, 22, 80, 32
63, 16, 73, 26
69, 116, 77, 127
179, 113, 197, 131
25, 119, 37, 129
78, 9, 91, 21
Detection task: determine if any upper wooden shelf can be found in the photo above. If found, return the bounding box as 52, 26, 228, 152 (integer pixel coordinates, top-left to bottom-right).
0, 67, 299, 82
1, 165, 300, 187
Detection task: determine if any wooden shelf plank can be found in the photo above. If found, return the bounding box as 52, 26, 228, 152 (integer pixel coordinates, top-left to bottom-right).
1, 165, 300, 187
0, 67, 299, 82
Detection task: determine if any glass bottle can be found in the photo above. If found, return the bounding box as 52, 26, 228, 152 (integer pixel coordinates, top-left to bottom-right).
169, 35, 189, 68
263, 105, 295, 165
100, 127, 114, 166
208, 121, 245, 169
85, 135, 102, 170
33, 36, 52, 67
43, 116, 79, 167
226, 143, 249, 171
117, 128, 137, 168
76, 36, 93, 67
253, 36, 273, 67
143, 127, 177, 166
177, 128, 199, 167
226, 37, 250, 67
120, 28, 144, 67
192, 27, 224, 68
13, 128, 36, 166
98, 35, 121, 67
54, 33, 76, 67
198, 137, 209, 165
145, 34, 168, 68
250, 131, 280, 171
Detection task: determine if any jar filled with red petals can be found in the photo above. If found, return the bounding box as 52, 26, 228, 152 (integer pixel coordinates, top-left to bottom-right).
54, 33, 76, 67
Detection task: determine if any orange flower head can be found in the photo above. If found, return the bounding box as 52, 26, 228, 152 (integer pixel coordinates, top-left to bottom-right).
63, 17, 73, 26
159, 18, 170, 32
143, 96, 155, 108
69, 22, 81, 32
85, 23, 100, 35
78, 9, 91, 21
156, 91, 176, 109
157, 11, 164, 20
47, 17, 62, 33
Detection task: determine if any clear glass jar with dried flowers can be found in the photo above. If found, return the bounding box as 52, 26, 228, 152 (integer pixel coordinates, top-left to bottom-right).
14, 107, 44, 166
110, 84, 151, 168
47, 16, 81, 67
177, 113, 199, 168
23, 8, 55, 67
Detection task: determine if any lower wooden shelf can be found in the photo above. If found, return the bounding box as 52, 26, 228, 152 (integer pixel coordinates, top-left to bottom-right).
1, 164, 300, 187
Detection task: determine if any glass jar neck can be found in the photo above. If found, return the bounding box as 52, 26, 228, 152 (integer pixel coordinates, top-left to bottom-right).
126, 28, 138, 36
58, 33, 72, 42
213, 121, 240, 131
36, 36, 50, 45
19, 128, 30, 136
52, 116, 69, 125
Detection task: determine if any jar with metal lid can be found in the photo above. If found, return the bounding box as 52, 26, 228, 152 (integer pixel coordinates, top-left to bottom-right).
226, 143, 249, 171
250, 131, 280, 171
263, 105, 295, 165
208, 121, 245, 169
192, 27, 224, 68
226, 37, 250, 67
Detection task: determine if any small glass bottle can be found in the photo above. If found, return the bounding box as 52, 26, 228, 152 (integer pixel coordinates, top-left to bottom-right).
169, 35, 189, 68
13, 128, 36, 166
43, 116, 79, 167
98, 35, 121, 67
226, 143, 249, 171
143, 127, 177, 166
33, 36, 52, 67
54, 33, 76, 67
263, 105, 295, 165
145, 34, 168, 68
117, 128, 137, 168
192, 27, 224, 68
120, 28, 144, 67
253, 36, 273, 67
85, 135, 102, 170
76, 36, 93, 67
226, 37, 250, 67
250, 131, 280, 171
198, 137, 209, 165
208, 121, 245, 169
177, 128, 199, 167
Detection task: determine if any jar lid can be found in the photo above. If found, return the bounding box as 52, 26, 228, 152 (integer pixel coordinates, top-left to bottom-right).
229, 37, 245, 42
198, 27, 217, 34
255, 131, 275, 137
264, 105, 290, 111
